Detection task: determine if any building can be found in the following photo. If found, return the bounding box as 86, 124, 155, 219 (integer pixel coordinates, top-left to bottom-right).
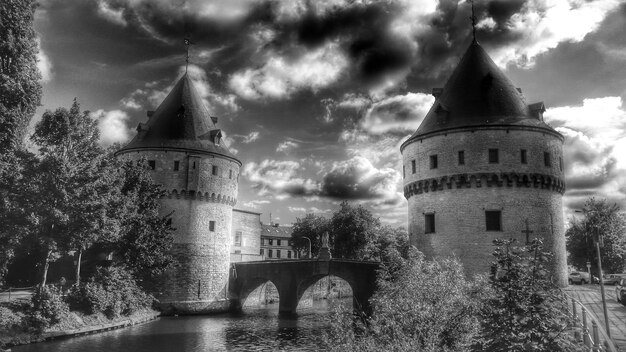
400, 39, 567, 286
260, 224, 300, 260
116, 73, 262, 314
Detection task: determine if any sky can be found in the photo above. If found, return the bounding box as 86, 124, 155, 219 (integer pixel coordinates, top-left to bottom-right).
33, 0, 626, 228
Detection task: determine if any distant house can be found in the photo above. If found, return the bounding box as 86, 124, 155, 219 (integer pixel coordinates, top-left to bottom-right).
260, 224, 300, 260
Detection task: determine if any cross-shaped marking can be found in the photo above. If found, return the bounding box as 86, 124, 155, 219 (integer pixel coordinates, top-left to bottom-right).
521, 218, 534, 244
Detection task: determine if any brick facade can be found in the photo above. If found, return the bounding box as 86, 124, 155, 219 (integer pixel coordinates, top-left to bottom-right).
231, 209, 263, 263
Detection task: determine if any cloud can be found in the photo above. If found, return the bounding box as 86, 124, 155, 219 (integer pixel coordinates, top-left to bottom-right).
320, 156, 401, 201
288, 206, 331, 214
241, 131, 260, 144
36, 37, 53, 82
97, 0, 127, 26
243, 159, 319, 197
90, 109, 133, 146
360, 92, 434, 134
544, 96, 626, 214
242, 199, 270, 208
276, 140, 299, 153
229, 41, 348, 100
221, 131, 239, 155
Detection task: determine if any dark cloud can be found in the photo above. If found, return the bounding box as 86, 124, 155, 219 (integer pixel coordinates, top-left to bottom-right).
486, 0, 526, 26
319, 156, 399, 200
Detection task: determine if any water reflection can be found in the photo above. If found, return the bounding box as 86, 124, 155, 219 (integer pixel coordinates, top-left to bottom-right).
12, 299, 349, 352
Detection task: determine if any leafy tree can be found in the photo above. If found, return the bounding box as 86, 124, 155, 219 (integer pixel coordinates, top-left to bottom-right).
290, 213, 330, 258
566, 198, 626, 276
22, 100, 108, 286
112, 158, 174, 286
330, 201, 380, 259
323, 250, 485, 352
479, 239, 582, 351
0, 0, 42, 151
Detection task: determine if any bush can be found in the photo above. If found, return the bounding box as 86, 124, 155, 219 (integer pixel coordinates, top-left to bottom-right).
66, 266, 152, 318
27, 285, 69, 331
0, 306, 24, 332
323, 250, 486, 352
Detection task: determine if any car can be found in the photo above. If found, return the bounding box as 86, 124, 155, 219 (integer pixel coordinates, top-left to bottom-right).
568, 271, 591, 285
615, 279, 626, 304
604, 274, 626, 285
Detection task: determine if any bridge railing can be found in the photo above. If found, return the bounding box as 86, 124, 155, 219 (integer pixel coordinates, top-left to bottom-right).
0, 286, 36, 303
561, 290, 618, 352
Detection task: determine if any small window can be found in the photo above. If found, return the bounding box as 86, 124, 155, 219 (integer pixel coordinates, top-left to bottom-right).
277, 239, 282, 246
485, 211, 502, 231
559, 157, 563, 171
209, 221, 215, 232
148, 160, 156, 170
268, 249, 273, 258
276, 250, 281, 258
234, 250, 241, 254
260, 248, 264, 256
229, 169, 233, 179
424, 213, 435, 234
234, 231, 242, 246
429, 155, 438, 169
458, 151, 465, 165
411, 160, 416, 174
544, 152, 551, 167
521, 149, 527, 164
269, 238, 273, 246
174, 161, 180, 171
489, 149, 499, 164
403, 165, 405, 178
287, 251, 292, 259
193, 161, 196, 169
212, 165, 218, 176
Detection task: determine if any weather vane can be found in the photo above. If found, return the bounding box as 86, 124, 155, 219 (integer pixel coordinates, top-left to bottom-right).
469, 0, 477, 41
184, 37, 195, 73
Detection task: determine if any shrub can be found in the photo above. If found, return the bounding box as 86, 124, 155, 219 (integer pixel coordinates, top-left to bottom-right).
27, 285, 69, 331
0, 306, 24, 332
66, 266, 152, 318
323, 250, 486, 352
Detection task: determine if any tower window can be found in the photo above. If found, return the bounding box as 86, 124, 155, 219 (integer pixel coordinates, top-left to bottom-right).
193, 162, 196, 169
424, 213, 435, 234
544, 152, 551, 167
429, 155, 438, 169
488, 149, 499, 164
411, 160, 416, 174
403, 165, 405, 178
521, 149, 527, 164
212, 165, 218, 176
458, 151, 465, 165
485, 211, 502, 231
148, 160, 156, 170
559, 157, 563, 171
174, 161, 180, 171
209, 221, 215, 232
234, 231, 242, 246
229, 169, 233, 179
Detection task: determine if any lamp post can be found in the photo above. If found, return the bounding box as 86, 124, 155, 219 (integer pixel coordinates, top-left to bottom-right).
586, 261, 592, 284
576, 209, 611, 338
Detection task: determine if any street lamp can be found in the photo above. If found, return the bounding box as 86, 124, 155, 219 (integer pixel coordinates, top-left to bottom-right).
586, 261, 592, 284
575, 209, 611, 338
301, 236, 312, 259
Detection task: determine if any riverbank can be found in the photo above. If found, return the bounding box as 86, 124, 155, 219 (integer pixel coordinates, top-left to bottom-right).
0, 308, 159, 349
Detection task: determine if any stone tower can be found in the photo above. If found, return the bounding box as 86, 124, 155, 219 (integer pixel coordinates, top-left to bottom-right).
117, 73, 241, 313
400, 40, 567, 286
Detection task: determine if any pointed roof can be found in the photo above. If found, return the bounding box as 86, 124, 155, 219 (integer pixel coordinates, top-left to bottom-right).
117, 74, 240, 164
403, 41, 559, 148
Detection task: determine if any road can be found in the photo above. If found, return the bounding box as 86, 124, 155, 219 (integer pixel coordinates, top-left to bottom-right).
565, 284, 626, 350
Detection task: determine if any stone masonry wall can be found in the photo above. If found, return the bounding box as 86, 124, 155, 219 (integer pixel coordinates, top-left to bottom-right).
402, 127, 567, 286
231, 209, 262, 263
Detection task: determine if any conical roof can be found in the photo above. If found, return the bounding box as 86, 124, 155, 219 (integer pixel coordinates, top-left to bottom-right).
118, 74, 240, 163
404, 41, 558, 146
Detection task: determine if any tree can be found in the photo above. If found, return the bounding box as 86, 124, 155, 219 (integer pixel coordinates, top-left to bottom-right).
0, 0, 42, 151
23, 100, 108, 286
566, 198, 626, 276
290, 213, 330, 258
330, 201, 380, 259
323, 250, 485, 352
480, 239, 583, 351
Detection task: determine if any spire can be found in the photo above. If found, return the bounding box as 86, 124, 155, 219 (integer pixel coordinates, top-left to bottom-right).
117, 74, 239, 163
406, 41, 555, 140
184, 38, 195, 73
469, 0, 477, 42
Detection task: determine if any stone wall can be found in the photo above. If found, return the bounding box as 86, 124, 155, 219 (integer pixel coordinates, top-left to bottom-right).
402, 127, 567, 286
231, 209, 262, 263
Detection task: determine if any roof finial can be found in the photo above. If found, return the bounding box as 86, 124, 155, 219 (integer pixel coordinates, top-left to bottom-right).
469, 0, 477, 42
184, 37, 195, 73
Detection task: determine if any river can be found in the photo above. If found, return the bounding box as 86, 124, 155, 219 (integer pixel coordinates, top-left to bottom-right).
12, 298, 351, 352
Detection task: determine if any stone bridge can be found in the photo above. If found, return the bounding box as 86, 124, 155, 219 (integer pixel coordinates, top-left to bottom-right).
228, 259, 380, 316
